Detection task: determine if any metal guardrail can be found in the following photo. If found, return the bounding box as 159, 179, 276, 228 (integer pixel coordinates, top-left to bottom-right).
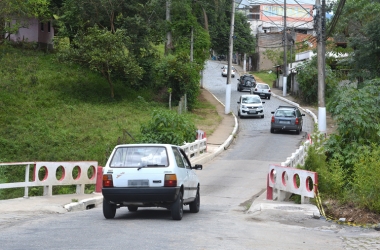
0, 161, 97, 198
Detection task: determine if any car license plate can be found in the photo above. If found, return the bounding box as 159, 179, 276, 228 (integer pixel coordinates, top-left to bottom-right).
279, 120, 290, 124
128, 179, 149, 187
249, 110, 257, 114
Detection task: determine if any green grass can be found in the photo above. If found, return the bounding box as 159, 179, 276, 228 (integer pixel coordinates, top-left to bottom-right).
252, 71, 278, 87
0, 45, 221, 199
0, 45, 212, 166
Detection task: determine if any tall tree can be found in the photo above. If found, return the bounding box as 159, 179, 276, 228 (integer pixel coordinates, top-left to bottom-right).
332, 0, 380, 84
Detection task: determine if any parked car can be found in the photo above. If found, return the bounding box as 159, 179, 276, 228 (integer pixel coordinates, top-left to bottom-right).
237, 94, 265, 118
237, 74, 256, 92
270, 106, 305, 134
252, 83, 271, 99
221, 65, 236, 78
102, 144, 203, 220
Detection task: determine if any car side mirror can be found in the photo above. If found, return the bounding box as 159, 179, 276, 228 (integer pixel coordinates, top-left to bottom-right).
192, 164, 203, 170
237, 101, 240, 104
262, 102, 265, 104
271, 111, 275, 114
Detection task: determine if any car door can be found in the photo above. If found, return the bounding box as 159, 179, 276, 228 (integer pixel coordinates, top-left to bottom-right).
179, 148, 198, 198
172, 147, 191, 199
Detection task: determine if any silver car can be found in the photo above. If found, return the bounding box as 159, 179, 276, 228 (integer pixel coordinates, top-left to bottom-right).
270, 106, 305, 134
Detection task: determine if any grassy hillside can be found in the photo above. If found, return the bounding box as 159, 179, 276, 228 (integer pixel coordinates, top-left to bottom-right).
0, 45, 219, 166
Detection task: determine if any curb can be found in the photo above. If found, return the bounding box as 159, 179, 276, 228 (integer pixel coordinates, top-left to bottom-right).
192, 89, 239, 166
64, 195, 103, 212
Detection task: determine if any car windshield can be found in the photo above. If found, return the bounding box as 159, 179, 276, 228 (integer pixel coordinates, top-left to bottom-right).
258, 84, 269, 89
110, 146, 168, 168
276, 110, 296, 117
242, 96, 261, 104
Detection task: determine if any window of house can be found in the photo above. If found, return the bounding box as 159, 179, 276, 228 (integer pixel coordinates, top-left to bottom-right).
40, 22, 44, 31
48, 22, 51, 32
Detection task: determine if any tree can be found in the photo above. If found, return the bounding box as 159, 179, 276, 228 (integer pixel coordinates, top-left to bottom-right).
60, 26, 143, 98
233, 12, 255, 55
332, 0, 380, 83
295, 56, 337, 104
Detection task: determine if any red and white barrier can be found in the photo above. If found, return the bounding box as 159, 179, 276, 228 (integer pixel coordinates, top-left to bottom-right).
267, 164, 318, 204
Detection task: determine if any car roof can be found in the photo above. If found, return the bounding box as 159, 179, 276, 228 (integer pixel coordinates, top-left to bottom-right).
276, 106, 298, 110
241, 94, 261, 98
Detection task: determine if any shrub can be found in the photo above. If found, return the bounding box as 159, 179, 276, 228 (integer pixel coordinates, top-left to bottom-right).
350, 144, 380, 212
139, 109, 197, 145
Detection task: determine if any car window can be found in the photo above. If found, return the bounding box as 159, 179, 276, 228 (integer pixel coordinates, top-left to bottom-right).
242, 96, 260, 104
110, 146, 168, 167
173, 147, 186, 168
277, 110, 296, 117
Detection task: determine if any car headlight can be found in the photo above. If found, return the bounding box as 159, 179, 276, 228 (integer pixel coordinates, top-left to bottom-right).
241, 105, 247, 108
258, 106, 263, 109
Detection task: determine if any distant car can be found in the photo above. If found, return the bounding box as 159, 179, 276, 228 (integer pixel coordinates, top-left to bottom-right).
270, 106, 305, 134
221, 65, 236, 78
237, 94, 265, 118
253, 83, 271, 99
102, 144, 203, 220
237, 74, 256, 92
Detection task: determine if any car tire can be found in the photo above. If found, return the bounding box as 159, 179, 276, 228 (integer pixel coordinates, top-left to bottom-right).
261, 115, 264, 118
171, 191, 183, 220
103, 198, 116, 219
267, 96, 271, 100
270, 128, 275, 133
128, 206, 138, 212
296, 129, 300, 135
189, 187, 200, 213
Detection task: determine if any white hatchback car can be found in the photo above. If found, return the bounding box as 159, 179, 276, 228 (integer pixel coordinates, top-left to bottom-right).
102, 144, 202, 220
252, 83, 271, 99
221, 65, 236, 78
237, 94, 265, 118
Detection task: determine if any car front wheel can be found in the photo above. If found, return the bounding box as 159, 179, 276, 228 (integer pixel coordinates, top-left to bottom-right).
103, 198, 116, 219
189, 188, 200, 213
171, 191, 183, 220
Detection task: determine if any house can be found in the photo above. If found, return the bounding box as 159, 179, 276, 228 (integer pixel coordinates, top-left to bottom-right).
6, 18, 54, 50
236, 2, 315, 72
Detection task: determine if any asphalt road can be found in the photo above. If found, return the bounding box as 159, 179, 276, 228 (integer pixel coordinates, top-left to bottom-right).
2, 61, 379, 250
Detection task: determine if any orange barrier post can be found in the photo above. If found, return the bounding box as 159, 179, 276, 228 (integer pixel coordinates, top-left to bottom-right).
96, 166, 103, 193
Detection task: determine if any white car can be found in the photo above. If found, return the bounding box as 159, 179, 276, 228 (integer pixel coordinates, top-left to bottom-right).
252, 83, 271, 99
102, 144, 202, 220
237, 94, 265, 118
221, 65, 236, 78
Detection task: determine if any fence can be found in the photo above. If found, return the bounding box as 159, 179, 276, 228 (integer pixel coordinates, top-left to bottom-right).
280, 140, 311, 168
267, 164, 318, 204
0, 138, 208, 198
0, 161, 98, 198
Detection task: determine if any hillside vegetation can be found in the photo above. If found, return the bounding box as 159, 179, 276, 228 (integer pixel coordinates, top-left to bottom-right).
0, 46, 218, 166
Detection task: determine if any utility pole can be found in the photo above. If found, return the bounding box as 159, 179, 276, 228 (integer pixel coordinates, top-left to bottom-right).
283, 0, 287, 96
225, 0, 235, 114
316, 0, 326, 134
